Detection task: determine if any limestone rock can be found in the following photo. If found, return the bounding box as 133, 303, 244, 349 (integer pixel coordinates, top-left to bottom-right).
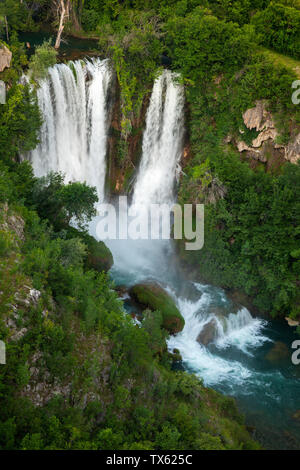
238, 100, 300, 166
0, 203, 25, 242
0, 45, 12, 72
285, 132, 300, 164
224, 134, 232, 144
237, 141, 254, 153
241, 100, 278, 150
242, 100, 266, 131
252, 127, 278, 148
285, 317, 300, 327
237, 140, 267, 162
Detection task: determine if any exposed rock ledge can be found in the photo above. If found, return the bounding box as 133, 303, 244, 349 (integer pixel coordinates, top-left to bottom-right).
230, 100, 300, 165
242, 100, 273, 132
285, 132, 300, 164
0, 45, 12, 72
285, 317, 300, 327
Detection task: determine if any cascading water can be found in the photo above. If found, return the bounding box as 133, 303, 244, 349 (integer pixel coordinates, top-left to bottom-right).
104, 70, 185, 285
27, 60, 300, 449
27, 58, 111, 201
132, 70, 185, 206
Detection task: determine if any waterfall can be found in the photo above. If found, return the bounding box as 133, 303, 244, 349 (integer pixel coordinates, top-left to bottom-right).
102, 69, 185, 285
27, 58, 111, 202
132, 70, 185, 207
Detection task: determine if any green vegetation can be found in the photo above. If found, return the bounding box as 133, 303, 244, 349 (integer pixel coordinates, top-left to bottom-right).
70, 230, 114, 273
31, 172, 98, 231
165, 7, 255, 82
0, 8, 262, 449
259, 46, 300, 78
251, 2, 300, 59
28, 40, 57, 81
0, 82, 41, 162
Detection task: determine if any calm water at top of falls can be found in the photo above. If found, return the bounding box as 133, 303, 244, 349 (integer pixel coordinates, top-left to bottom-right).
28, 59, 300, 450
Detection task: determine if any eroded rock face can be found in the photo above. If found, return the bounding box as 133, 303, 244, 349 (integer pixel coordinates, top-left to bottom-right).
242, 100, 266, 131
285, 132, 300, 164
0, 45, 12, 72
233, 100, 300, 166
236, 101, 281, 163
285, 317, 300, 327
252, 127, 278, 148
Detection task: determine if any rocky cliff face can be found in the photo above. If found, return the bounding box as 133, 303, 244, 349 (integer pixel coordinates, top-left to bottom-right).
106, 78, 150, 195
0, 203, 111, 408
229, 100, 300, 169
0, 45, 12, 72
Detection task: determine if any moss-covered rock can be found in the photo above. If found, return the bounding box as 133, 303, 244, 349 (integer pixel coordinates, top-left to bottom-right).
129, 282, 184, 334
65, 227, 113, 272
83, 233, 113, 272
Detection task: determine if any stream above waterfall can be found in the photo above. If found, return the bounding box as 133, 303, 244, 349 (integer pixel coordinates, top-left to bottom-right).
27, 58, 300, 450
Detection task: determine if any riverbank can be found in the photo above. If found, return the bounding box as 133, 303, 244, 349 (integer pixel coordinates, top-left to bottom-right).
18, 29, 100, 62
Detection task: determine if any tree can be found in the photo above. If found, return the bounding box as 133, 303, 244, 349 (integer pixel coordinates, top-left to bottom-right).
52, 0, 71, 49
0, 0, 43, 37
0, 84, 41, 162
0, 0, 26, 39
28, 40, 57, 81
251, 2, 300, 58
31, 172, 98, 230
166, 8, 255, 81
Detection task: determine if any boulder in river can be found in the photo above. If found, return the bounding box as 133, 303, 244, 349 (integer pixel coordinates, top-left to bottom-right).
196, 319, 218, 346
129, 282, 184, 335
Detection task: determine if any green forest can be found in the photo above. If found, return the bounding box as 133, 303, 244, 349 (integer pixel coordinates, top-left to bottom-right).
0, 0, 300, 452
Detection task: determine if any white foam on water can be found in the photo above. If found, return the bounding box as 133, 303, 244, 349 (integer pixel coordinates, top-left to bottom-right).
167, 287, 271, 390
